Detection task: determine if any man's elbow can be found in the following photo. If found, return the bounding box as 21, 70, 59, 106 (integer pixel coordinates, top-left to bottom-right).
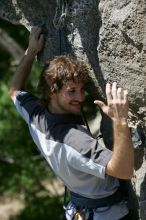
106, 163, 134, 180
108, 169, 133, 180
119, 169, 134, 180
8, 87, 17, 98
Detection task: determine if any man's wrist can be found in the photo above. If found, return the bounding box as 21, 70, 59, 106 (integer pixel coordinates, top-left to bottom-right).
25, 48, 37, 58
113, 118, 128, 127
113, 119, 130, 137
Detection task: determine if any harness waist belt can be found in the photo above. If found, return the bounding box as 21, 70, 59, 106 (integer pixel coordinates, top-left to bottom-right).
70, 188, 124, 209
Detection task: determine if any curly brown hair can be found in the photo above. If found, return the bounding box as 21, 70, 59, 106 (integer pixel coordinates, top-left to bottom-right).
38, 54, 90, 106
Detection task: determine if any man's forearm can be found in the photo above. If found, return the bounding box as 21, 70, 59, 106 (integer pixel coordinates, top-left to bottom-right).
9, 27, 44, 97
9, 50, 35, 96
107, 120, 134, 179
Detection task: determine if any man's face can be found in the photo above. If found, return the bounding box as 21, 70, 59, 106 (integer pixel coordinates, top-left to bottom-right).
50, 81, 85, 115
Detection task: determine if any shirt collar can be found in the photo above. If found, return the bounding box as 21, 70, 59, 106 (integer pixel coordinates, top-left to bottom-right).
46, 110, 84, 125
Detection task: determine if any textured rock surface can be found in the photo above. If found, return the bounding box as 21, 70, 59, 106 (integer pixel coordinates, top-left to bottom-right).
0, 0, 61, 63
0, 0, 145, 125
98, 0, 146, 127
0, 0, 145, 219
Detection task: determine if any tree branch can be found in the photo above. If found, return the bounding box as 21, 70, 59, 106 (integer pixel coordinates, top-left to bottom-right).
0, 28, 24, 63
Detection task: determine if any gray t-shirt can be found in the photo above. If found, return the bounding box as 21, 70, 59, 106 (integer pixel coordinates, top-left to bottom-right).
12, 91, 129, 219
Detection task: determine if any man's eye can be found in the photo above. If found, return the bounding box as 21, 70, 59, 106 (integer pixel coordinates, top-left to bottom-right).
69, 90, 76, 93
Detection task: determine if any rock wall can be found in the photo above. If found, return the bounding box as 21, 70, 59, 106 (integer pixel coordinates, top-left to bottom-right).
0, 0, 145, 219
0, 0, 60, 63
0, 0, 146, 126
98, 0, 145, 126
97, 2, 145, 218
0, 0, 145, 124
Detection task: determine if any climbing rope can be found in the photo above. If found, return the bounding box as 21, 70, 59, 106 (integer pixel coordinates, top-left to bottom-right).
53, 0, 69, 29
53, 2, 70, 219
53, 0, 70, 55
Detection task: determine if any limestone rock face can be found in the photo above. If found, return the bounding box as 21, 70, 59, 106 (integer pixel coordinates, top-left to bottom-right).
0, 0, 60, 63
0, 0, 146, 218
0, 0, 145, 126
98, 0, 146, 127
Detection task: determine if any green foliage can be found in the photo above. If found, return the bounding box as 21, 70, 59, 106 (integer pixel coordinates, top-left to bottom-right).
0, 18, 29, 48
0, 82, 55, 195
0, 18, 29, 82
16, 196, 63, 220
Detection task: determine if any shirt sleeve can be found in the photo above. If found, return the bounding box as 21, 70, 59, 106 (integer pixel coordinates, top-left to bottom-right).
12, 90, 41, 124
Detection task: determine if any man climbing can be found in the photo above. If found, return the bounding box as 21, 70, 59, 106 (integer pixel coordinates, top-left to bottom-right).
9, 27, 134, 220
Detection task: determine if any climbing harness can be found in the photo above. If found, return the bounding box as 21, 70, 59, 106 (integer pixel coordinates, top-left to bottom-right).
70, 188, 124, 209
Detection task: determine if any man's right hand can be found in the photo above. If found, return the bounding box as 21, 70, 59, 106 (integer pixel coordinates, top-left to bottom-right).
94, 82, 129, 125
27, 27, 44, 57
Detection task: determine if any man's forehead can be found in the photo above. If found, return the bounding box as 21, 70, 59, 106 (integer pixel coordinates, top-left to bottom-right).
63, 80, 84, 89
62, 81, 84, 90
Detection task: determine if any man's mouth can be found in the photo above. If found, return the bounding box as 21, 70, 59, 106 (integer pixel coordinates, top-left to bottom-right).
70, 101, 82, 108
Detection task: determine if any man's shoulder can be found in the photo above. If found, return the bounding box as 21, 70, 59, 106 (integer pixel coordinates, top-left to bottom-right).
13, 90, 45, 120
14, 90, 40, 106
15, 90, 37, 99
